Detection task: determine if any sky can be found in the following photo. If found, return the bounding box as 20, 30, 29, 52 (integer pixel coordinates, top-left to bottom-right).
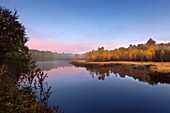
1, 0, 170, 53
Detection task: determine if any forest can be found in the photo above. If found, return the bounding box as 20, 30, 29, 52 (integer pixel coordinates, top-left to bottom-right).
75, 39, 170, 62
29, 49, 74, 61
30, 39, 170, 62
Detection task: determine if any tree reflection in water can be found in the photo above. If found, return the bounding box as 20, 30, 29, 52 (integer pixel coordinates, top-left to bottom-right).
36, 61, 72, 71
86, 67, 170, 85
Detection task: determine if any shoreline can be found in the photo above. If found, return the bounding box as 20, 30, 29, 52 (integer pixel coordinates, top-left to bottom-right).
71, 60, 170, 74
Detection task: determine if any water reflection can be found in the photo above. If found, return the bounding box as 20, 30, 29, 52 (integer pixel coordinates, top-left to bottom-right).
36, 61, 170, 86
19, 69, 52, 107
33, 61, 170, 113
19, 69, 63, 112
36, 60, 72, 71
85, 67, 170, 85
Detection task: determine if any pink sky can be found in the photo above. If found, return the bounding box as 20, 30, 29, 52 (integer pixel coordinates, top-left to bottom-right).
26, 39, 128, 53
26, 36, 169, 53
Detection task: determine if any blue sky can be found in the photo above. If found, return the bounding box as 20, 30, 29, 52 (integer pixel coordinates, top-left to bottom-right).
1, 0, 170, 53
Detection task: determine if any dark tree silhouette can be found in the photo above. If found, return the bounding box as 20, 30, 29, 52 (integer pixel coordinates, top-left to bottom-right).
0, 6, 31, 74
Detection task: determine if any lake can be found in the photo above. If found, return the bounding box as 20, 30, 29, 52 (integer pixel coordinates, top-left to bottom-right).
36, 60, 170, 113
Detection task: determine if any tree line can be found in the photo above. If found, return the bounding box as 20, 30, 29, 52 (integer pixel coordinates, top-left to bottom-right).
29, 49, 74, 61
82, 39, 170, 62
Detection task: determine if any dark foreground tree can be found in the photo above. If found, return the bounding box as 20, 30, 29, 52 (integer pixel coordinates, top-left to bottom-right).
0, 6, 63, 113
0, 6, 32, 75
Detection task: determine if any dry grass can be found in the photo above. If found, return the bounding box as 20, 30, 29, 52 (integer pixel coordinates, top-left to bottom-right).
72, 60, 170, 73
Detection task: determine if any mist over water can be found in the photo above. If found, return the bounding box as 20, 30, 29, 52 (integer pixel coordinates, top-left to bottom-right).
36, 61, 170, 113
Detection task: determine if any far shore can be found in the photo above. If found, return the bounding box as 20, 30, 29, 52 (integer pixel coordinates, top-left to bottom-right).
71, 60, 170, 73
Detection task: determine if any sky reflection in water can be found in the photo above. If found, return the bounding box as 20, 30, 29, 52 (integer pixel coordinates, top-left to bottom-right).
36, 61, 170, 113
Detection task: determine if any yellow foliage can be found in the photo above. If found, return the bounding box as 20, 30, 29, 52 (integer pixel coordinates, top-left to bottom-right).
146, 50, 152, 61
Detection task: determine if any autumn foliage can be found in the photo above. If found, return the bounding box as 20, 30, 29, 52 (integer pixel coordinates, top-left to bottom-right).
81, 39, 170, 62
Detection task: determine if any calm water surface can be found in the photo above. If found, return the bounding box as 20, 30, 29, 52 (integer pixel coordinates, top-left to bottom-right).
36, 61, 170, 113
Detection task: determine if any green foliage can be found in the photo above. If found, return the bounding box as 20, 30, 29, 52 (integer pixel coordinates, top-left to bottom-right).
0, 6, 32, 74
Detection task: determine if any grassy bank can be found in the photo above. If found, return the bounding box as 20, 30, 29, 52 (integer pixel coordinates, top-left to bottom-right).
71, 60, 170, 73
